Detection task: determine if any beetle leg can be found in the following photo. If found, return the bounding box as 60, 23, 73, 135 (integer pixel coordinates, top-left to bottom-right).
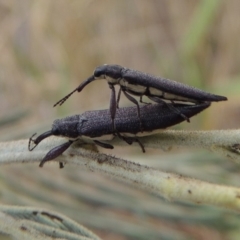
116, 88, 122, 108
140, 96, 151, 105
39, 140, 74, 167
169, 100, 190, 122
122, 90, 143, 131
109, 84, 117, 131
170, 100, 190, 122
148, 96, 190, 122
133, 138, 145, 153
93, 140, 114, 149
121, 136, 145, 153
115, 131, 145, 153
59, 162, 64, 168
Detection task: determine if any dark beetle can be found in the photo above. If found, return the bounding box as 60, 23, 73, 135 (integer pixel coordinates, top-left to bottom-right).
28, 102, 210, 167
53, 64, 227, 127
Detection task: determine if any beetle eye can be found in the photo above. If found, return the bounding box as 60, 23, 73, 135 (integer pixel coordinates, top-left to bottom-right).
94, 67, 105, 78
52, 127, 60, 136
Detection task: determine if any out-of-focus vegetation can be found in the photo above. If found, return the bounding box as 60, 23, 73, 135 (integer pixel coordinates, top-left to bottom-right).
0, 1, 240, 239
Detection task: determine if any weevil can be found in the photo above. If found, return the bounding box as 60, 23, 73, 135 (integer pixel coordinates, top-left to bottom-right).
28, 102, 210, 167
53, 64, 227, 128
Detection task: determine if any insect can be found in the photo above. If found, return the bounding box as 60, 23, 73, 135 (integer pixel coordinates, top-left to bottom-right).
53, 64, 227, 128
28, 102, 210, 167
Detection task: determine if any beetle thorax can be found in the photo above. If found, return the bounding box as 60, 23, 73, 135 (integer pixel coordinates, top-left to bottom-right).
93, 64, 123, 85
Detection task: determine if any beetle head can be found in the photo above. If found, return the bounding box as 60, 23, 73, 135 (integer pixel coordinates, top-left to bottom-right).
52, 117, 80, 139
94, 64, 123, 83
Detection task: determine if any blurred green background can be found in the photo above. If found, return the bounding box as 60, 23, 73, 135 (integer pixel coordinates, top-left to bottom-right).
0, 1, 240, 239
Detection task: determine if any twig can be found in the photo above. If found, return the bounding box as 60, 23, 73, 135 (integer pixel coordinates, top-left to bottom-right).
112, 129, 240, 163
0, 130, 240, 211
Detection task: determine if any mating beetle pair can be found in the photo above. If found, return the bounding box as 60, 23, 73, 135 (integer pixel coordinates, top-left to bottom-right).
29, 102, 210, 167
29, 65, 227, 167
54, 64, 227, 127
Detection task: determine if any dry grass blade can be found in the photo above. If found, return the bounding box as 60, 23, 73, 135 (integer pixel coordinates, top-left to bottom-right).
0, 205, 101, 240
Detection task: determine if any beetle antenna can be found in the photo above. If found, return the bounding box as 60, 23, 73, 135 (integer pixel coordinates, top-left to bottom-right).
53, 75, 96, 107
28, 130, 53, 151
53, 88, 79, 107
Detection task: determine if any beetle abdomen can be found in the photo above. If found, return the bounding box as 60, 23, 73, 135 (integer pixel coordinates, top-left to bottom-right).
122, 68, 227, 102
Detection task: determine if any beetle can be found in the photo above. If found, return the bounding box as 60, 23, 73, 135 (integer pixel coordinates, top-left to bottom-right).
53, 64, 227, 128
28, 102, 210, 167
